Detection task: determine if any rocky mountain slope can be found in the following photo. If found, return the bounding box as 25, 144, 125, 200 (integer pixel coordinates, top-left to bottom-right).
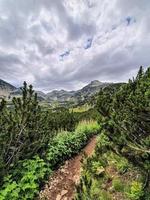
46, 80, 112, 103
0, 79, 16, 98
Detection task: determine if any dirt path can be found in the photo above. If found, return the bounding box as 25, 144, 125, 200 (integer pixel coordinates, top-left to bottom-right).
39, 136, 97, 200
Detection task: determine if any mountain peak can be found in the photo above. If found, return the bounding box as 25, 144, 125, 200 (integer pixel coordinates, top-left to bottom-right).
90, 80, 101, 85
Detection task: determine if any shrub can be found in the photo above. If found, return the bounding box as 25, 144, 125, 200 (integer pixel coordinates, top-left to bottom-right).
114, 156, 129, 174
46, 121, 100, 167
95, 132, 111, 154
127, 181, 144, 200
112, 178, 124, 192
107, 153, 129, 174
91, 161, 105, 176
0, 156, 50, 200
99, 190, 112, 200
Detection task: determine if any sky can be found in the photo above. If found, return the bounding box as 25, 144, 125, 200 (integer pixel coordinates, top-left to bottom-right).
0, 0, 150, 91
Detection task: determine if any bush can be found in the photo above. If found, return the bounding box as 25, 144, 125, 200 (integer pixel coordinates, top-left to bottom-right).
95, 132, 111, 155
127, 181, 144, 200
112, 178, 124, 192
0, 156, 50, 200
113, 154, 129, 174
0, 121, 99, 199
46, 121, 100, 167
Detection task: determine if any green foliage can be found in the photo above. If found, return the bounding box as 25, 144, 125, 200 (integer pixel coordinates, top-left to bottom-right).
95, 132, 111, 154
75, 174, 111, 200
115, 158, 129, 174
127, 181, 144, 200
46, 121, 100, 167
75, 66, 150, 199
0, 82, 48, 181
0, 82, 79, 184
48, 107, 78, 132
96, 66, 150, 172
0, 120, 99, 199
74, 107, 100, 122
112, 178, 124, 192
76, 120, 99, 136
0, 156, 49, 200
71, 104, 91, 113
107, 153, 129, 174
0, 81, 100, 199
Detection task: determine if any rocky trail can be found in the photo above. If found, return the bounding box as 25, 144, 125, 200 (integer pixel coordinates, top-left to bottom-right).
39, 136, 97, 200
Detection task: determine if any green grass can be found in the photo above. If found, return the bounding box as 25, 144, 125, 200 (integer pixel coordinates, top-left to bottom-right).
76, 120, 99, 133
70, 104, 91, 113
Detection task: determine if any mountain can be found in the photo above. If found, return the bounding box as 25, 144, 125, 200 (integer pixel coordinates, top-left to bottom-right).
0, 79, 16, 98
46, 90, 75, 102
46, 80, 113, 104
73, 80, 111, 101
10, 89, 47, 101
0, 79, 116, 104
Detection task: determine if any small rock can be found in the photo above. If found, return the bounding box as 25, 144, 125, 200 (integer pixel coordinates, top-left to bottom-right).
56, 194, 61, 200
61, 168, 66, 173
65, 161, 69, 165
61, 190, 68, 196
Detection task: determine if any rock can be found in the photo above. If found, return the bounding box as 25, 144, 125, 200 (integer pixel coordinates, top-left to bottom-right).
65, 161, 69, 166
61, 190, 68, 196
56, 194, 61, 200
61, 168, 66, 173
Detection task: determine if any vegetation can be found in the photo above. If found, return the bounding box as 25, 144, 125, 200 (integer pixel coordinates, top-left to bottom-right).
0, 121, 99, 200
0, 82, 79, 182
0, 66, 149, 200
46, 121, 99, 168
0, 82, 100, 199
75, 67, 150, 200
70, 104, 91, 113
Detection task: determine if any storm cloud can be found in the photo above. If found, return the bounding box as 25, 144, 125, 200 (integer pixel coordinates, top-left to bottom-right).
0, 0, 150, 91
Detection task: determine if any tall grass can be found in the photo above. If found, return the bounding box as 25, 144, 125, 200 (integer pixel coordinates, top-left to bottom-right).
76, 120, 100, 134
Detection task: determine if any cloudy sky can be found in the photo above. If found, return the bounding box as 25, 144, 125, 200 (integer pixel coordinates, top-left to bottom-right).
0, 0, 150, 91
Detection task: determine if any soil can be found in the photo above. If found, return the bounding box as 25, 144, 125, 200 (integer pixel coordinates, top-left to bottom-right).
39, 136, 97, 200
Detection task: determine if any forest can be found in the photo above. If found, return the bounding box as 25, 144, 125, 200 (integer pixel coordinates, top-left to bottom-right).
0, 66, 150, 200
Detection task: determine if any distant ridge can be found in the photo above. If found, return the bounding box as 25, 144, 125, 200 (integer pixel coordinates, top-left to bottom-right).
0, 79, 119, 104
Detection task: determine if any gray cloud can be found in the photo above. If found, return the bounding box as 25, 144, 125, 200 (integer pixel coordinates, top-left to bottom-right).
0, 0, 150, 91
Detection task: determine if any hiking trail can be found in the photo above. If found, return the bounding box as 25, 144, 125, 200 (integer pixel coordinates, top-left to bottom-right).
39, 136, 97, 200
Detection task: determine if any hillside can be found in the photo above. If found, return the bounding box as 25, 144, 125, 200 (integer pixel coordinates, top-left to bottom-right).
0, 79, 16, 98
46, 80, 112, 104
